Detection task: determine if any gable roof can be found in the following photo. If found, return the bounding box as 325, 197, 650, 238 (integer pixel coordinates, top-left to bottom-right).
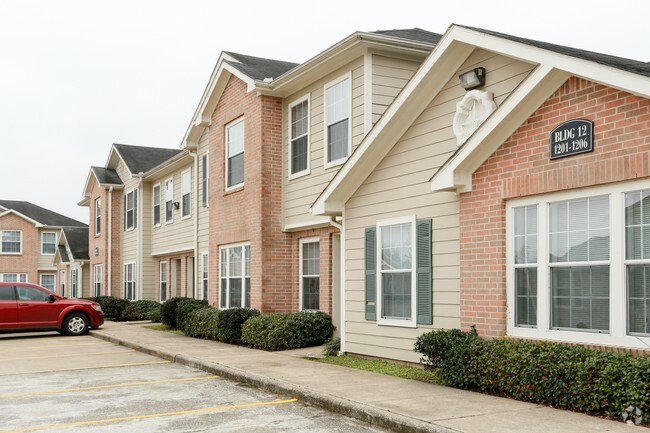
92, 167, 123, 186
223, 51, 298, 82
57, 245, 70, 263
0, 200, 87, 227
371, 28, 442, 45
311, 24, 650, 214
60, 226, 89, 261
111, 143, 183, 175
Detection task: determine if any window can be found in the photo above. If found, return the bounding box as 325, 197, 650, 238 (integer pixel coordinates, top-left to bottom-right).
95, 198, 101, 235
153, 184, 161, 227
71, 269, 79, 298
507, 181, 650, 347
41, 232, 57, 255
182, 169, 191, 218
124, 262, 136, 301
289, 97, 310, 177
300, 238, 320, 310
202, 154, 209, 207
1, 230, 21, 254
0, 286, 15, 300
93, 265, 103, 297
40, 274, 55, 292
226, 118, 245, 190
364, 218, 432, 328
60, 270, 65, 296
16, 286, 50, 302
1, 273, 27, 283
124, 189, 138, 231
220, 243, 250, 308
160, 261, 167, 302
324, 75, 351, 167
165, 178, 173, 224
202, 253, 209, 301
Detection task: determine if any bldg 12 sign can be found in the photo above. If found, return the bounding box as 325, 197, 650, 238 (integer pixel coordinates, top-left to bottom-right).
549, 119, 594, 160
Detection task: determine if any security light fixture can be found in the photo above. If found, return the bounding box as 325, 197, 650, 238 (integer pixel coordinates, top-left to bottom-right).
459, 67, 486, 90
173, 201, 180, 210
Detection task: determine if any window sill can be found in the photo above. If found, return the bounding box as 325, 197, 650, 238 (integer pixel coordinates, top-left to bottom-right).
377, 318, 417, 328
288, 170, 310, 181
324, 158, 347, 170
223, 186, 244, 196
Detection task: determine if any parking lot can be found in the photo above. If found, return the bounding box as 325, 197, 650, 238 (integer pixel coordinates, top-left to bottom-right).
0, 333, 391, 432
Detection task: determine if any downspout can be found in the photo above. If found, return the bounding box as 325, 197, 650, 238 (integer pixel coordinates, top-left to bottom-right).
190, 151, 199, 299
329, 215, 345, 354
108, 186, 113, 296
136, 173, 144, 300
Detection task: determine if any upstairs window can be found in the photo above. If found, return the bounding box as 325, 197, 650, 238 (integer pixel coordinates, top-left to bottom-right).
41, 232, 57, 255
324, 75, 351, 167
165, 178, 173, 224
226, 118, 245, 190
182, 169, 191, 218
95, 198, 101, 235
289, 97, 310, 177
153, 184, 161, 227
124, 189, 138, 231
1, 230, 21, 254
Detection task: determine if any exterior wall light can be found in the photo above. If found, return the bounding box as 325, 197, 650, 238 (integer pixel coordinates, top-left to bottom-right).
173, 201, 180, 210
459, 67, 486, 90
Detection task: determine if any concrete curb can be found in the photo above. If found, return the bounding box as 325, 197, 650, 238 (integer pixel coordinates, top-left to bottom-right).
90, 330, 459, 433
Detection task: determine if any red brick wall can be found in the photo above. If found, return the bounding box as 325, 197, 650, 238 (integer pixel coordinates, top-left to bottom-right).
460, 77, 650, 337
0, 213, 39, 282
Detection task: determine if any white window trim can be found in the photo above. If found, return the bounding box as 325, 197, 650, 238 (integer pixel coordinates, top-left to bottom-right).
288, 94, 311, 180
201, 252, 209, 301
160, 260, 168, 302
181, 168, 192, 220
323, 72, 352, 170
506, 178, 650, 349
153, 183, 161, 228
225, 117, 245, 191
1, 230, 22, 255
125, 189, 136, 232
201, 153, 209, 208
40, 274, 56, 291
123, 262, 137, 301
219, 241, 250, 308
93, 264, 103, 297
95, 197, 101, 236
1, 273, 28, 283
60, 270, 66, 295
71, 268, 79, 298
164, 177, 174, 225
376, 215, 417, 328
299, 236, 320, 311
41, 231, 57, 255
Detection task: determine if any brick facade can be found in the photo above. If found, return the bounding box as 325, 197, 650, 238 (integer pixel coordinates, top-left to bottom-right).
0, 213, 39, 282
460, 77, 650, 337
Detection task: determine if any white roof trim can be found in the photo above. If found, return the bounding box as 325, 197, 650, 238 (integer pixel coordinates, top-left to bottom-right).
283, 216, 333, 232
0, 209, 44, 227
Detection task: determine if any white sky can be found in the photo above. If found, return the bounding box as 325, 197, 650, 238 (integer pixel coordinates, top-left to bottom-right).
1, 0, 648, 224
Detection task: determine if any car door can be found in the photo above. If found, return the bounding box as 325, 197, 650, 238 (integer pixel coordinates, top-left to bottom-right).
0, 285, 18, 328
16, 285, 60, 328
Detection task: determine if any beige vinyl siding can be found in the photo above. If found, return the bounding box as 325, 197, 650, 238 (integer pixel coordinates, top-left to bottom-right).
117, 163, 138, 268
140, 181, 154, 300
344, 50, 535, 363
371, 55, 420, 125
197, 129, 210, 255
283, 58, 365, 227
37, 228, 60, 270
81, 265, 90, 298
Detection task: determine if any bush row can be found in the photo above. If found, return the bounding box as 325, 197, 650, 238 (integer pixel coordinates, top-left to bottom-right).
414, 328, 650, 425
85, 297, 161, 322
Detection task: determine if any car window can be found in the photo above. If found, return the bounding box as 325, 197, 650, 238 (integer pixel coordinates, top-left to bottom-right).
0, 286, 15, 301
16, 286, 51, 302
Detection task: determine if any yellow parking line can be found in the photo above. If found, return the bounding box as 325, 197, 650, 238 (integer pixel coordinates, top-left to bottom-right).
0, 375, 220, 398
0, 398, 299, 433
0, 349, 135, 362
0, 342, 106, 351
0, 360, 171, 376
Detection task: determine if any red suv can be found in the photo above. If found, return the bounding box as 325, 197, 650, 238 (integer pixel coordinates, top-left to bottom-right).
0, 282, 104, 336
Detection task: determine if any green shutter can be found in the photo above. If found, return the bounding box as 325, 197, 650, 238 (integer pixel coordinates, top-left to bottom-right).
416, 219, 432, 325
364, 227, 377, 321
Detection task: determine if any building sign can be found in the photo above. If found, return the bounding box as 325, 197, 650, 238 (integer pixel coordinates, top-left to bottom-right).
550, 119, 594, 160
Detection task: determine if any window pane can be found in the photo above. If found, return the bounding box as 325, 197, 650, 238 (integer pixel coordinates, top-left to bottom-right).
551, 265, 609, 331
514, 205, 537, 264
625, 190, 650, 260
230, 278, 242, 308
245, 278, 251, 308
2, 231, 21, 253
220, 278, 227, 308
381, 223, 411, 270
229, 247, 242, 276
302, 277, 319, 310
381, 272, 411, 319
291, 100, 308, 138
227, 121, 244, 156
515, 268, 537, 327
291, 136, 308, 174
627, 264, 650, 334
228, 153, 244, 187
327, 119, 349, 162
326, 78, 349, 123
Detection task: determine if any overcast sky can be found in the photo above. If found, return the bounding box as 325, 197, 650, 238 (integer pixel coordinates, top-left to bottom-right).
1, 0, 648, 224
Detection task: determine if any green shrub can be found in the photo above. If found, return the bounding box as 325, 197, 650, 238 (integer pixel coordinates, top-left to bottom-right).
183, 307, 220, 339
85, 296, 131, 321
215, 308, 260, 344
123, 300, 161, 321
242, 311, 335, 351
414, 329, 650, 425
322, 337, 341, 357
176, 299, 210, 331
149, 308, 162, 323
160, 297, 190, 328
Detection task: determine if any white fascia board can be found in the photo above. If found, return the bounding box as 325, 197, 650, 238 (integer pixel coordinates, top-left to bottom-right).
283, 216, 333, 232
431, 65, 571, 193
81, 168, 97, 199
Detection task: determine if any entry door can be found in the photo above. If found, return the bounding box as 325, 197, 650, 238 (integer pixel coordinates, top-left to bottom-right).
0, 286, 18, 328
171, 259, 182, 298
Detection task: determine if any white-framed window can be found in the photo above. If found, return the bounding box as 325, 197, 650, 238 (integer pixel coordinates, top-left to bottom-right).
70, 269, 79, 298
376, 215, 417, 328
201, 253, 209, 301
153, 183, 161, 227
219, 242, 250, 308
181, 169, 191, 218
160, 261, 167, 302
95, 198, 101, 235
124, 189, 138, 231
1, 230, 21, 254
40, 274, 55, 291
60, 270, 66, 296
124, 262, 136, 301
1, 273, 27, 283
41, 232, 57, 255
201, 153, 209, 207
289, 95, 310, 178
507, 179, 650, 347
165, 177, 173, 224
300, 238, 320, 310
324, 73, 351, 168
226, 118, 245, 190
93, 264, 103, 297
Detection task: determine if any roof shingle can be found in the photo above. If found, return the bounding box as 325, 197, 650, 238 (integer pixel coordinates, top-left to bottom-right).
113, 143, 184, 175
0, 200, 87, 227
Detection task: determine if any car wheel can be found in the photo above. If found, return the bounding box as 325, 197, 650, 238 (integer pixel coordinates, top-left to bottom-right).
63, 313, 89, 336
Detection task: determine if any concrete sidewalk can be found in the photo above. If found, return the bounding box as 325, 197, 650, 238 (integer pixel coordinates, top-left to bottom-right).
90, 322, 640, 433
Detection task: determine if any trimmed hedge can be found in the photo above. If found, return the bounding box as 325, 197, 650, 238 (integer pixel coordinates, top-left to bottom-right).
160, 297, 190, 328
123, 300, 161, 321
183, 307, 220, 339
176, 299, 210, 331
242, 311, 335, 351
215, 308, 260, 344
414, 329, 650, 425
85, 296, 131, 321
